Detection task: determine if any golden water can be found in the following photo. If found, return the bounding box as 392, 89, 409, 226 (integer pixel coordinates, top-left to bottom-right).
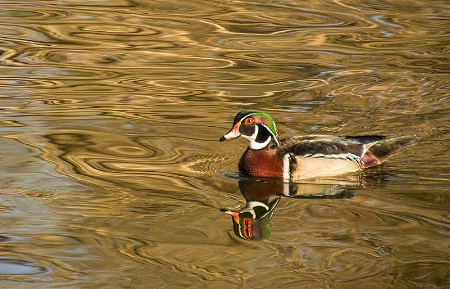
0, 0, 448, 288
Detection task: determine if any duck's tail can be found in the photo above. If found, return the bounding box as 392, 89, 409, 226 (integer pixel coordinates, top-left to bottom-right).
361, 136, 419, 168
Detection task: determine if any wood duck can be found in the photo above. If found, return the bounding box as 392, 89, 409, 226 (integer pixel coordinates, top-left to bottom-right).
220, 110, 419, 181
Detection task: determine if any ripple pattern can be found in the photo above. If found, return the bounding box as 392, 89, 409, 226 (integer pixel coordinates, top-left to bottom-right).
0, 0, 448, 288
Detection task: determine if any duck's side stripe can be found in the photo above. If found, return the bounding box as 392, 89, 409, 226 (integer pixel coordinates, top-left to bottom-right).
302, 152, 362, 165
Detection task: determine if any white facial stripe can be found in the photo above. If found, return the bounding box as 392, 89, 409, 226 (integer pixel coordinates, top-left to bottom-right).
261, 124, 279, 146
241, 125, 270, 149
249, 125, 259, 140
240, 124, 258, 141
239, 115, 249, 123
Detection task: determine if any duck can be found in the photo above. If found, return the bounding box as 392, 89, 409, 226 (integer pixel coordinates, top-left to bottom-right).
219, 110, 419, 181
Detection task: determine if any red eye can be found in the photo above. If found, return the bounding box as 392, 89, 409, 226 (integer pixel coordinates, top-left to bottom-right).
244, 118, 254, 125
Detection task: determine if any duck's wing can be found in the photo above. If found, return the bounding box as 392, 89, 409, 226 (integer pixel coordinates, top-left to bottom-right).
279, 135, 385, 161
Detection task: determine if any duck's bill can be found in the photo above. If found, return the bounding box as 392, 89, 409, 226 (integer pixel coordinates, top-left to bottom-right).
220, 209, 240, 224
219, 122, 241, 141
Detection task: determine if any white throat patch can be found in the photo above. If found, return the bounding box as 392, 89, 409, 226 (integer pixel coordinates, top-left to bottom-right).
241, 125, 272, 149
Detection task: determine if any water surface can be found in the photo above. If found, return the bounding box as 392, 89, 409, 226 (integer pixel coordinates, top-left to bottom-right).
0, 0, 449, 288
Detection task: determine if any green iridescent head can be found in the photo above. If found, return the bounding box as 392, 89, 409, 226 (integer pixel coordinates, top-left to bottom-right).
220, 110, 280, 149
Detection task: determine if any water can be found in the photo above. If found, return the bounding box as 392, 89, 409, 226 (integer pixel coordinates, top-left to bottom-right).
0, 0, 449, 288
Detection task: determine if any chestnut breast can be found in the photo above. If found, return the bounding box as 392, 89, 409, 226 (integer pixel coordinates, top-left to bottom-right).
238, 148, 284, 179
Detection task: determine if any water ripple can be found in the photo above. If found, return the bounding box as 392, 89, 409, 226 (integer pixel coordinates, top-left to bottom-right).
0, 258, 48, 275
6, 125, 226, 195
0, 0, 448, 287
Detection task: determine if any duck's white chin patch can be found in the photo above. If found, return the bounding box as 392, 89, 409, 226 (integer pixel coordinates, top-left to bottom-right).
242, 126, 271, 149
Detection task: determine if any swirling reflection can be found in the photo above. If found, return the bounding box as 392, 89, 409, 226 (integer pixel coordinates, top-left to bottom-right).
0, 0, 448, 287
222, 178, 355, 240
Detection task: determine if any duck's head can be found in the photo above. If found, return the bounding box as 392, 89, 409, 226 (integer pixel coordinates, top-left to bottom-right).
219, 110, 280, 149
220, 197, 280, 241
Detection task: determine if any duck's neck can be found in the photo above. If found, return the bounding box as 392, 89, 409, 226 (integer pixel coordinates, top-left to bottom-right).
246, 125, 280, 150
248, 136, 272, 150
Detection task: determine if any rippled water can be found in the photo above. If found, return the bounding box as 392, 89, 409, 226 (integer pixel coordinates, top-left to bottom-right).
1, 0, 449, 288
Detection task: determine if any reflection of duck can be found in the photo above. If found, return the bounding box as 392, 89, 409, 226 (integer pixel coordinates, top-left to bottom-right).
222, 178, 355, 240
220, 111, 418, 181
